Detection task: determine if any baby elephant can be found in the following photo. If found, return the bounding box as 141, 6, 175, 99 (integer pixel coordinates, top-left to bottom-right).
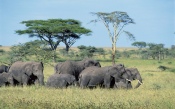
46, 73, 77, 88
0, 72, 11, 86
114, 79, 132, 89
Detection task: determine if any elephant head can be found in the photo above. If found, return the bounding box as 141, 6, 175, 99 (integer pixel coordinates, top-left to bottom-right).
104, 65, 126, 88
124, 68, 143, 88
114, 64, 126, 75
0, 65, 9, 73
32, 62, 44, 85
25, 62, 44, 85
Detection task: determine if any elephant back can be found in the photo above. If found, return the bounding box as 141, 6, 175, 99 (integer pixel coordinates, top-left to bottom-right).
59, 61, 75, 74
79, 66, 100, 75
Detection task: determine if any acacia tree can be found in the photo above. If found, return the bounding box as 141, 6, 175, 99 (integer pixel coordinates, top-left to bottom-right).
132, 41, 147, 58
91, 11, 135, 64
16, 19, 91, 61
132, 41, 146, 49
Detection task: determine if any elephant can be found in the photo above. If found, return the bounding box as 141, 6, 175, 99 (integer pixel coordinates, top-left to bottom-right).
54, 58, 101, 81
79, 64, 127, 88
114, 78, 132, 89
0, 72, 11, 86
8, 61, 44, 86
114, 67, 143, 89
46, 73, 77, 88
0, 65, 9, 73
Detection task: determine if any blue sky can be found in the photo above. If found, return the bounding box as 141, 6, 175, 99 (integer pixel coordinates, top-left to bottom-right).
0, 0, 174, 48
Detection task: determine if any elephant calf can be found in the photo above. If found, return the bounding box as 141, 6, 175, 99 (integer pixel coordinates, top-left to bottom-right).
114, 78, 132, 89
46, 73, 77, 88
0, 72, 10, 86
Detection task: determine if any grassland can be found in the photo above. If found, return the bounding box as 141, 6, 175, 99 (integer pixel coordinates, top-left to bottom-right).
0, 58, 175, 109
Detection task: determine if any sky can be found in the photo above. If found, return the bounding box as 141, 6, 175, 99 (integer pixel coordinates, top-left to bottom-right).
0, 0, 174, 48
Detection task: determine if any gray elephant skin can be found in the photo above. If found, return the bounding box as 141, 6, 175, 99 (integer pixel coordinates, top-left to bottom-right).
46, 73, 76, 88
0, 72, 11, 86
115, 68, 143, 89
0, 65, 9, 73
54, 58, 101, 81
114, 78, 132, 89
8, 61, 44, 86
54, 62, 63, 73
79, 64, 126, 88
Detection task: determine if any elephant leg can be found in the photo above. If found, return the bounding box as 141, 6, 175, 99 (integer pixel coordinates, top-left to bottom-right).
88, 79, 97, 89
88, 76, 103, 88
22, 74, 29, 86
127, 82, 133, 89
104, 75, 112, 88
8, 75, 15, 86
80, 77, 90, 88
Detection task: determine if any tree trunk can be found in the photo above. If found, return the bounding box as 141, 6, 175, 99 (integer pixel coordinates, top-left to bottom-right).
53, 50, 56, 63
112, 53, 115, 65
158, 51, 161, 61
111, 44, 116, 65
65, 44, 69, 54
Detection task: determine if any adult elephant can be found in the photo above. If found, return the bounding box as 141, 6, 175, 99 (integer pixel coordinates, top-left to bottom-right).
46, 73, 77, 88
8, 61, 44, 86
55, 58, 101, 81
79, 64, 127, 88
115, 68, 143, 89
0, 65, 9, 73
0, 72, 11, 86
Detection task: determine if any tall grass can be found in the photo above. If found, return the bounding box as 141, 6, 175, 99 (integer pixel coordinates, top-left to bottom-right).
0, 59, 175, 109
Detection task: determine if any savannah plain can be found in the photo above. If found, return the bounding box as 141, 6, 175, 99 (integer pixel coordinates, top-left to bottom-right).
0, 47, 175, 109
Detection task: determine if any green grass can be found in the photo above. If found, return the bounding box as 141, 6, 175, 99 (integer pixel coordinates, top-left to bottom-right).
0, 59, 175, 109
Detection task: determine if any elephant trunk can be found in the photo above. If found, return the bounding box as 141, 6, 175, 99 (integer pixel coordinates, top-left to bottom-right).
37, 75, 44, 85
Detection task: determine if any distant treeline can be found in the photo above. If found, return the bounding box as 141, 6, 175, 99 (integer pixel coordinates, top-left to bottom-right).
0, 41, 175, 65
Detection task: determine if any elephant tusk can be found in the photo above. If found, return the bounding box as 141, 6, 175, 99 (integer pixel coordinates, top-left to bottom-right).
126, 79, 131, 82
138, 80, 143, 84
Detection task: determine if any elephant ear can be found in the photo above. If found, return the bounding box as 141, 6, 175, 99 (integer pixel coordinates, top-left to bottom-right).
24, 65, 33, 76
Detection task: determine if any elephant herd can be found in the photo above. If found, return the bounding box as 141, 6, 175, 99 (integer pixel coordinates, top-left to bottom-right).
0, 58, 143, 89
